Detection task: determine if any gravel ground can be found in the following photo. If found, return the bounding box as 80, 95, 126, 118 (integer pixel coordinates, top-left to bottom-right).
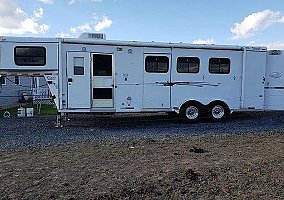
1, 111, 284, 151
0, 134, 283, 199
0, 112, 283, 199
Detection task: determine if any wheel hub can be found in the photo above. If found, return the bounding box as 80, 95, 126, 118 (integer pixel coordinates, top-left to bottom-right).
212, 105, 225, 119
185, 106, 199, 120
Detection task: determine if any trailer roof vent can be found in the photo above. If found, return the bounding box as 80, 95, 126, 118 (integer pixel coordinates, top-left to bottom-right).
79, 33, 106, 40
269, 50, 281, 55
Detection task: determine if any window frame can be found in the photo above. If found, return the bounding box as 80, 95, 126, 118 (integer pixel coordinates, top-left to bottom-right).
14, 46, 46, 66
177, 57, 200, 73
209, 58, 231, 74
145, 56, 169, 73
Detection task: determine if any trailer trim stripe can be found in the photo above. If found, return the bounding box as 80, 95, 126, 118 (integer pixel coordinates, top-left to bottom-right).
265, 87, 284, 89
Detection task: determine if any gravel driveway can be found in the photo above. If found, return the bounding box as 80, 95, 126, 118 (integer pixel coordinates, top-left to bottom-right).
1, 111, 284, 151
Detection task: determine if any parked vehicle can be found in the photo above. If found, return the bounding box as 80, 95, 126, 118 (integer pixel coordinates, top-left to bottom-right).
0, 33, 283, 124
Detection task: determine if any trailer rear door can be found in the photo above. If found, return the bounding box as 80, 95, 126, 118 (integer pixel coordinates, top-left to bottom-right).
242, 50, 266, 109
67, 52, 91, 109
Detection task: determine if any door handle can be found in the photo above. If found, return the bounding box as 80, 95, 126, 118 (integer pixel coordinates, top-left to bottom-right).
68, 78, 73, 83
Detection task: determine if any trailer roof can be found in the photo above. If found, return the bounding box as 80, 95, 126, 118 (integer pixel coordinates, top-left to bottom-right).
63, 38, 246, 51
0, 36, 267, 51
0, 36, 59, 43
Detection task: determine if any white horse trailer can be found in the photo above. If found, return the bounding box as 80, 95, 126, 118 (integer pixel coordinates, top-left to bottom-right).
0, 34, 284, 124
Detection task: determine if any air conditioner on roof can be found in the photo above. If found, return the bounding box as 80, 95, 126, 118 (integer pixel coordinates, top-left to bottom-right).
79, 33, 106, 40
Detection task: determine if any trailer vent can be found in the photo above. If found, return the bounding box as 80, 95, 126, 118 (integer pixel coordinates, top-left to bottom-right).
269, 50, 281, 55
79, 33, 106, 40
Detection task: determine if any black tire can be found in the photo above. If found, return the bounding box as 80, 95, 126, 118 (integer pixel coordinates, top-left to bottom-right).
180, 102, 202, 123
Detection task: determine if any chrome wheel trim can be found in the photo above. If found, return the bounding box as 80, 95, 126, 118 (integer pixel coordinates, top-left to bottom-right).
211, 105, 225, 119
185, 106, 199, 120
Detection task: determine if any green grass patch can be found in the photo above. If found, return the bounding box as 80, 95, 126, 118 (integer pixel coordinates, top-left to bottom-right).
0, 104, 57, 117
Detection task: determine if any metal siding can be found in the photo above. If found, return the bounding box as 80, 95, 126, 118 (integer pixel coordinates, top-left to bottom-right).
0, 76, 28, 107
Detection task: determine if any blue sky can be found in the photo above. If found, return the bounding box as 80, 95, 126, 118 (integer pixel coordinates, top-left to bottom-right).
0, 0, 284, 49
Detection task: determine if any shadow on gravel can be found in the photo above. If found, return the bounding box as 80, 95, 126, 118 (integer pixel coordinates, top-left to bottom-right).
189, 146, 207, 153
1, 111, 284, 151
64, 113, 221, 128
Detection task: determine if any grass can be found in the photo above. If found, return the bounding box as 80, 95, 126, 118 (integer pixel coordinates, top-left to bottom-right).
0, 104, 57, 117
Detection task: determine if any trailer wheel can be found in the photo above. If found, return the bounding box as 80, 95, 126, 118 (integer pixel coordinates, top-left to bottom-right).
180, 102, 202, 123
208, 102, 228, 121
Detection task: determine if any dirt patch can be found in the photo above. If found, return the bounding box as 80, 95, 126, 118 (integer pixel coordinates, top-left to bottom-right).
0, 133, 283, 199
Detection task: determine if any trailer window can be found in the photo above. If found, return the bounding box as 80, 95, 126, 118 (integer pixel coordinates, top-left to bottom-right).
73, 57, 85, 75
177, 57, 200, 73
93, 54, 112, 76
14, 47, 46, 66
0, 77, 6, 85
93, 88, 112, 99
145, 56, 169, 73
209, 58, 230, 74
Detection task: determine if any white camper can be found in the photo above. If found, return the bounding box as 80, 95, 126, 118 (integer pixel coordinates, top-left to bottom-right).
0, 33, 284, 124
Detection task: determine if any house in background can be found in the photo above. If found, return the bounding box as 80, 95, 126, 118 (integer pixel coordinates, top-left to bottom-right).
0, 76, 50, 109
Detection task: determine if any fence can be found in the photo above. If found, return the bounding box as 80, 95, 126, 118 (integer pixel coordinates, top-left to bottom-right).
18, 89, 54, 105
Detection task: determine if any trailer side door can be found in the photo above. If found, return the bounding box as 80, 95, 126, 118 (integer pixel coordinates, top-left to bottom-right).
67, 52, 91, 109
143, 53, 171, 109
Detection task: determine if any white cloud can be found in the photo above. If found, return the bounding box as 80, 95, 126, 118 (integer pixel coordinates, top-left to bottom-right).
70, 23, 92, 35
55, 32, 72, 38
231, 10, 284, 40
95, 17, 112, 31
33, 7, 44, 20
38, 0, 53, 4
0, 0, 49, 35
68, 0, 102, 5
39, 24, 49, 33
68, 0, 76, 5
57, 15, 112, 38
192, 38, 215, 45
247, 41, 284, 50
266, 42, 284, 50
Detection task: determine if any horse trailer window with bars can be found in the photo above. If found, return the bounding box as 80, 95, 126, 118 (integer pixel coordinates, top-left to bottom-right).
209, 58, 230, 74
177, 57, 200, 73
145, 56, 169, 73
14, 47, 46, 66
